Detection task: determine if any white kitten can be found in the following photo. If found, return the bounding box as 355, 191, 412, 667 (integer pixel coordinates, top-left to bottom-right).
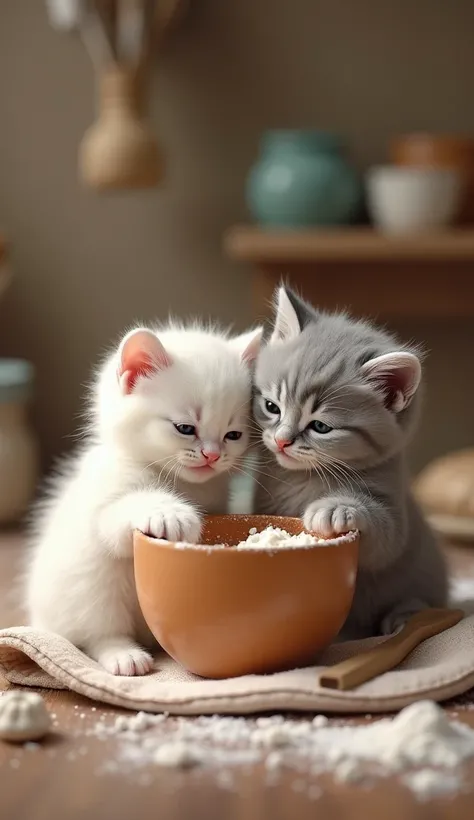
26, 322, 261, 676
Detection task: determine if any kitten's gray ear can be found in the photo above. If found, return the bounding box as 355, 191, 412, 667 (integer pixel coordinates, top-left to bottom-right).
232, 326, 263, 364
118, 328, 172, 394
361, 352, 421, 412
269, 287, 314, 344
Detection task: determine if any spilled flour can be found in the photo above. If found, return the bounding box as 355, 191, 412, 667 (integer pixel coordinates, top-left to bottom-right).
93, 701, 474, 800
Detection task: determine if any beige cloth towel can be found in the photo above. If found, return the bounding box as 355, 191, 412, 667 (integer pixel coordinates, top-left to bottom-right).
1, 619, 474, 714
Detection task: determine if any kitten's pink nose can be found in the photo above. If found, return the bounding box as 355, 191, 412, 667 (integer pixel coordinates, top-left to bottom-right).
275, 437, 292, 452
201, 449, 220, 464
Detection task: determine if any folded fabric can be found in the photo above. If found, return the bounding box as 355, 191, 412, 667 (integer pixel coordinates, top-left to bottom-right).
1, 618, 473, 714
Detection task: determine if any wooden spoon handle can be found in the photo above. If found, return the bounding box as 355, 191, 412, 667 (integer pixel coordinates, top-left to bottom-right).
319, 608, 464, 691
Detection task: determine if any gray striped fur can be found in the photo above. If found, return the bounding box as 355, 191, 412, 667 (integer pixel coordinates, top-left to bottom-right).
252, 287, 447, 638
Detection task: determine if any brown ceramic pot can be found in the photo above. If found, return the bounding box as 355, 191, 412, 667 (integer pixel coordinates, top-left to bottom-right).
134, 514, 359, 679
390, 133, 474, 222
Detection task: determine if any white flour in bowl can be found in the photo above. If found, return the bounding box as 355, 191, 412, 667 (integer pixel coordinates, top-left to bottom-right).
235, 526, 358, 550
172, 526, 358, 551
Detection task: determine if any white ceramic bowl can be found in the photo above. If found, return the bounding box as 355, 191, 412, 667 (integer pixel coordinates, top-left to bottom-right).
366, 166, 462, 234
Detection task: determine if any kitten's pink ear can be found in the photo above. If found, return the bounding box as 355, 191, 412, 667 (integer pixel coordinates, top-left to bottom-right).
361, 352, 421, 412
118, 329, 172, 395
233, 327, 263, 364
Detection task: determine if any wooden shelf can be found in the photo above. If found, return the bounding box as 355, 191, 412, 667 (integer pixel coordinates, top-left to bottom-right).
224, 226, 474, 319
224, 226, 474, 263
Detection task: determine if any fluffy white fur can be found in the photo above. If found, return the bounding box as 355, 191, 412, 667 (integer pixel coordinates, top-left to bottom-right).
26, 322, 261, 676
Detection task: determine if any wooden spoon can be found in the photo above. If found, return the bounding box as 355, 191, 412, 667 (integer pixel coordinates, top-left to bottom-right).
319, 608, 464, 691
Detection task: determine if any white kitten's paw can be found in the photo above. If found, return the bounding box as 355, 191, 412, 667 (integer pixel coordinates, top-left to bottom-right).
304, 499, 365, 537
132, 499, 202, 543
97, 646, 154, 676
89, 638, 154, 676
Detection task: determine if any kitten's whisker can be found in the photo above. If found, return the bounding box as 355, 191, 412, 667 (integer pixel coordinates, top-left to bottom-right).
231, 464, 275, 500
329, 459, 364, 485
309, 459, 331, 494
248, 427, 262, 435
234, 457, 294, 487
306, 457, 328, 492
316, 454, 352, 487
157, 456, 179, 486
321, 406, 350, 412
173, 464, 184, 489
318, 459, 346, 492
319, 384, 354, 404
325, 455, 371, 495
232, 396, 253, 415
244, 466, 294, 487
325, 460, 367, 497
139, 455, 176, 482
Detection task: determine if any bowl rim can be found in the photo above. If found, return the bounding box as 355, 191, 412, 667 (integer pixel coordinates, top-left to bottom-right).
133, 519, 360, 553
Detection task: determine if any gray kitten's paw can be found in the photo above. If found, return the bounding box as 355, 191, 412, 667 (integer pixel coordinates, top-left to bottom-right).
304, 498, 365, 537
381, 599, 428, 635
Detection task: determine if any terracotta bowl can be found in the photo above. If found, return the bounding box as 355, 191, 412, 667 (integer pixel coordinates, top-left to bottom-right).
134, 514, 359, 679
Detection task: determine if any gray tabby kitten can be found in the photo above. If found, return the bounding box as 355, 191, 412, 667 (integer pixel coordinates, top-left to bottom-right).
253, 286, 447, 638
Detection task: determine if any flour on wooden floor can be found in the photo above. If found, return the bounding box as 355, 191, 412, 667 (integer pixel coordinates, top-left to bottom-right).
88, 700, 474, 800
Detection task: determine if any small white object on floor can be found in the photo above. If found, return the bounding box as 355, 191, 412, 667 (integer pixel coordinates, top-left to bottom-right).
312, 714, 329, 728
402, 768, 462, 801
153, 741, 202, 769
0, 691, 51, 743
334, 758, 365, 784
251, 724, 292, 748
265, 751, 283, 771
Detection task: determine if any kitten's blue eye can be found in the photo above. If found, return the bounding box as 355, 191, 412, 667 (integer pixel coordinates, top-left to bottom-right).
174, 423, 196, 436
265, 400, 280, 415
307, 420, 333, 434
225, 431, 242, 441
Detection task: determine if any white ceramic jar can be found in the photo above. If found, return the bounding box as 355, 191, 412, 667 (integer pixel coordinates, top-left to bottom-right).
0, 360, 38, 524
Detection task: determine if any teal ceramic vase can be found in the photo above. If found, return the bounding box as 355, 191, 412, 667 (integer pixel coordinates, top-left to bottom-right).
246, 130, 361, 228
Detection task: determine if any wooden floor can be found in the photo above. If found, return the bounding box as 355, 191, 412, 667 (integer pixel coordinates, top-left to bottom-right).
1, 532, 474, 819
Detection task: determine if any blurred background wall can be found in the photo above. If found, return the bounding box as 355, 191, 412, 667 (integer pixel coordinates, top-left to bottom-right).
0, 0, 473, 471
